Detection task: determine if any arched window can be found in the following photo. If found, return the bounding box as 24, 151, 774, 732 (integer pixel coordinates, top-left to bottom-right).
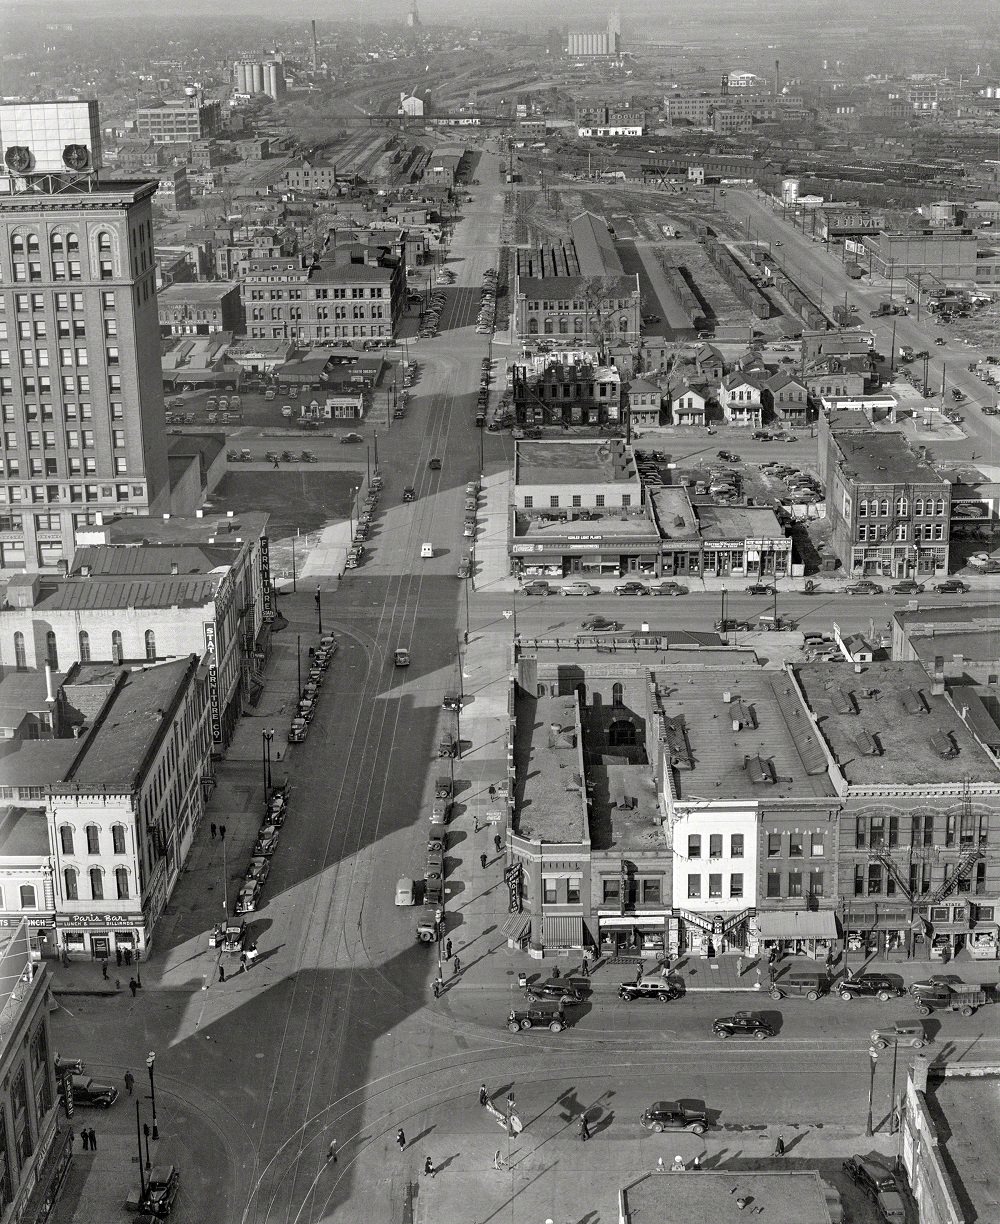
895, 496, 909, 516
144, 630, 156, 661
13, 632, 26, 670
608, 719, 637, 746
612, 682, 624, 707
10, 233, 24, 256
112, 825, 126, 855
574, 316, 584, 334
880, 498, 889, 516
914, 497, 924, 516
26, 233, 39, 254
89, 868, 103, 901
115, 867, 129, 900
528, 318, 538, 335
66, 232, 79, 254
59, 825, 74, 855
858, 501, 868, 518
111, 630, 123, 663
46, 630, 58, 670
19, 885, 35, 909
936, 498, 945, 515
85, 825, 99, 855
619, 316, 629, 332
543, 317, 554, 335
558, 318, 568, 334
79, 630, 91, 662
64, 868, 78, 901
97, 231, 112, 252
50, 233, 64, 252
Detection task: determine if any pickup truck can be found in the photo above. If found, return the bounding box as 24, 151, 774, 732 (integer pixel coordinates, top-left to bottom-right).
910, 981, 995, 1017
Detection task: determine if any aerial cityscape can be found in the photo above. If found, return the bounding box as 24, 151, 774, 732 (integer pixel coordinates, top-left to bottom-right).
1, 2, 999, 1222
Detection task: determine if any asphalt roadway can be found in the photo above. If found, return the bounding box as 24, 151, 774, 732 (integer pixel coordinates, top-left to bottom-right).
49, 155, 1000, 1224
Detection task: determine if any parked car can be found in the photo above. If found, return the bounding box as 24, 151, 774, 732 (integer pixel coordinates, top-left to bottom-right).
614, 582, 650, 596
141, 1165, 180, 1217
246, 856, 270, 886
891, 580, 924, 594
54, 1055, 84, 1076
236, 879, 262, 914
713, 1011, 774, 1040
580, 616, 623, 631
618, 976, 679, 1003
639, 1099, 709, 1135
71, 1075, 119, 1108
340, 433, 363, 444
935, 579, 970, 594
506, 1003, 568, 1033
717, 450, 741, 462
522, 581, 552, 596
649, 581, 689, 597
253, 825, 280, 856
838, 973, 906, 1002
561, 581, 600, 596
843, 1156, 906, 1224
846, 580, 884, 595
745, 582, 774, 595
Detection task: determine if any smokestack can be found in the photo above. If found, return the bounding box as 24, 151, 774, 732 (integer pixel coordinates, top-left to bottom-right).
775, 59, 780, 97
933, 655, 945, 696
45, 663, 55, 703
311, 19, 318, 71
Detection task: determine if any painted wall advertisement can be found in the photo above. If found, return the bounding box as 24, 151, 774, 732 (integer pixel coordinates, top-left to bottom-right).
204, 621, 222, 743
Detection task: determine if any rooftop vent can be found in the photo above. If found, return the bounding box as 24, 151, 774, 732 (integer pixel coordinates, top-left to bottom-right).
834, 689, 856, 716
855, 730, 880, 756
744, 754, 774, 785
901, 688, 927, 716
930, 731, 958, 759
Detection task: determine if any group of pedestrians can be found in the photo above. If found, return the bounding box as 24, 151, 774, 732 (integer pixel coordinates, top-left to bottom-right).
77, 1128, 98, 1151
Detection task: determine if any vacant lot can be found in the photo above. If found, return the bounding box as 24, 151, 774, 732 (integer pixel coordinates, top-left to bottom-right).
206, 470, 361, 540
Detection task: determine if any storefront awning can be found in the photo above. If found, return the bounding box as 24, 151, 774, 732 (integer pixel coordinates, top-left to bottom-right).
756, 910, 838, 939
845, 907, 911, 929
501, 913, 530, 941
543, 915, 583, 947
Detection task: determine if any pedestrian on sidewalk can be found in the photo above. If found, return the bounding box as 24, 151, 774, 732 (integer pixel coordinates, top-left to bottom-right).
480, 852, 488, 870
773, 1135, 785, 1157
80, 1129, 89, 1151
219, 824, 226, 840
580, 958, 590, 978
550, 964, 560, 978
210, 823, 216, 839
240, 952, 248, 972
755, 966, 762, 991
115, 947, 122, 968
114, 978, 120, 992
479, 1084, 489, 1106
423, 1156, 436, 1178
432, 977, 442, 999
691, 1155, 701, 1171
494, 833, 502, 855
124, 1071, 134, 1096
89, 1129, 97, 1151
488, 784, 497, 802
218, 963, 226, 983
396, 1128, 406, 1151
736, 954, 744, 978
578, 1114, 590, 1142
128, 977, 138, 998
124, 947, 132, 966
327, 1139, 338, 1163
101, 958, 109, 980
445, 939, 453, 960
493, 1150, 507, 1171
671, 1155, 685, 1172
452, 954, 461, 976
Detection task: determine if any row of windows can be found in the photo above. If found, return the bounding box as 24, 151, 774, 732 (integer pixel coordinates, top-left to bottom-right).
5, 290, 116, 313
688, 833, 745, 858
0, 318, 107, 341
59, 823, 128, 855
600, 877, 663, 903
765, 870, 824, 899
63, 866, 130, 901
687, 873, 745, 899
855, 861, 988, 896
0, 479, 141, 505
1, 454, 128, 479
248, 305, 385, 322
856, 812, 988, 849
246, 285, 386, 301
526, 317, 632, 335
857, 496, 946, 517
11, 629, 157, 670
522, 494, 632, 509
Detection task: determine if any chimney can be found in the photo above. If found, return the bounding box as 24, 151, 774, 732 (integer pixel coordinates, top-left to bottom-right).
45, 663, 55, 703
170, 560, 179, 575
775, 59, 780, 96
933, 655, 945, 696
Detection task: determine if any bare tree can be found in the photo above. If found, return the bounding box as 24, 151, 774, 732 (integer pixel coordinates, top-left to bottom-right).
579, 274, 625, 361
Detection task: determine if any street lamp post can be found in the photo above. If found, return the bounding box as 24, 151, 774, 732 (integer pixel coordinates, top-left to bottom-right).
315, 586, 322, 634
135, 943, 142, 989
261, 729, 273, 794
143, 1122, 152, 1170
297, 634, 302, 698
136, 1101, 147, 1192
373, 430, 379, 474
865, 1045, 879, 1137
146, 1051, 158, 1140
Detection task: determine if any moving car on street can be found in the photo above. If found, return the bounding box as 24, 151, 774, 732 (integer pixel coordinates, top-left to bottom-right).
506, 1003, 568, 1033
580, 616, 623, 631
870, 1019, 928, 1049
935, 579, 970, 594
713, 1011, 774, 1040
526, 978, 588, 1004
618, 976, 679, 1002
639, 1100, 709, 1135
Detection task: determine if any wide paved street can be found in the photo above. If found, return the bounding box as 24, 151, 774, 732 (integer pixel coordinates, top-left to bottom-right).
49, 160, 1000, 1224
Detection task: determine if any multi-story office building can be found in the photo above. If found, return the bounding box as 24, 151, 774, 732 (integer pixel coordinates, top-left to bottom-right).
0, 100, 170, 573
135, 94, 222, 145
241, 253, 405, 345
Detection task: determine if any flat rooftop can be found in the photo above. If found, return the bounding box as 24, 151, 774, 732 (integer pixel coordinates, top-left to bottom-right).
833, 430, 946, 488
0, 807, 49, 858
514, 691, 589, 845
515, 440, 637, 486
927, 1077, 1000, 1224
37, 575, 220, 612
158, 282, 237, 303
513, 510, 659, 542
623, 1170, 835, 1224
794, 661, 1000, 785
653, 666, 835, 801
650, 487, 699, 539
64, 658, 195, 790
696, 504, 784, 539
106, 510, 268, 546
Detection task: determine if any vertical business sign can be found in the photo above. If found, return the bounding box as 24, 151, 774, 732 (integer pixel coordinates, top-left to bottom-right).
259, 536, 274, 623
620, 859, 628, 916
204, 622, 222, 743
504, 863, 522, 913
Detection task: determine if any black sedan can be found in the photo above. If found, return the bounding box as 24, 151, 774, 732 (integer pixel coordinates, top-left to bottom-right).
639, 1099, 708, 1134
838, 973, 906, 1002
713, 1011, 774, 1040
613, 582, 650, 596
580, 617, 623, 631
618, 976, 679, 1003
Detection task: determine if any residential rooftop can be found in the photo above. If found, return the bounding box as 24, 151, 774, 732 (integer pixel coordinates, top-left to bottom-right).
515, 440, 637, 486
832, 430, 947, 488
62, 658, 198, 791
794, 660, 1000, 786
653, 666, 836, 802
